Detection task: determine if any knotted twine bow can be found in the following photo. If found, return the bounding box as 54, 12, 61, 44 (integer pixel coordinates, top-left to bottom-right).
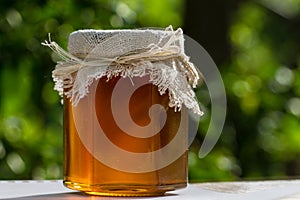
42, 26, 203, 115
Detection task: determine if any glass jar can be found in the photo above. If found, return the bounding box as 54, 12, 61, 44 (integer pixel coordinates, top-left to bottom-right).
44, 27, 202, 196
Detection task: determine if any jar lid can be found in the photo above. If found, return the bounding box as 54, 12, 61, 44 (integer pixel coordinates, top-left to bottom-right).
67, 28, 184, 58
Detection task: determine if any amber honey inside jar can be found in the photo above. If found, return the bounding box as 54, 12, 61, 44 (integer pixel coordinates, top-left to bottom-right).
63, 76, 188, 196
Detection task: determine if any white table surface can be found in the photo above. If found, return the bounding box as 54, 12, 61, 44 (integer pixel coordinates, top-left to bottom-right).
0, 180, 300, 200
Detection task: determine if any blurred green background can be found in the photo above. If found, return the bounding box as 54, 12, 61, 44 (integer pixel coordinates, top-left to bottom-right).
0, 0, 300, 181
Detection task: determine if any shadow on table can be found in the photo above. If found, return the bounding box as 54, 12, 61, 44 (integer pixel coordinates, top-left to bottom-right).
8, 192, 178, 199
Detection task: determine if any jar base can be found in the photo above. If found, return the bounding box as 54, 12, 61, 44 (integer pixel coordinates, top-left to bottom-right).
64, 180, 186, 197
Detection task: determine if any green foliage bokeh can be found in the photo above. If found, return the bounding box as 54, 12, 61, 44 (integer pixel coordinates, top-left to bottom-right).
0, 0, 300, 181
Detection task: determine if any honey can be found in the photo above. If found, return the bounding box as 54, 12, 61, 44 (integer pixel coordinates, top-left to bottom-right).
63, 75, 188, 196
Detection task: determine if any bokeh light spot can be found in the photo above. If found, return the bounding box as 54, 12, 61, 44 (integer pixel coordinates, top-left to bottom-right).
287, 98, 300, 117
275, 67, 294, 86
6, 152, 26, 174
6, 9, 22, 28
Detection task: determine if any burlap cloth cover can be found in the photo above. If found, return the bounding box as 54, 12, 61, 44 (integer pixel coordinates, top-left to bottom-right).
43, 26, 203, 115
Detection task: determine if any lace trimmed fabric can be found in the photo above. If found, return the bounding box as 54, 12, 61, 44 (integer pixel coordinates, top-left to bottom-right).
43, 26, 203, 115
